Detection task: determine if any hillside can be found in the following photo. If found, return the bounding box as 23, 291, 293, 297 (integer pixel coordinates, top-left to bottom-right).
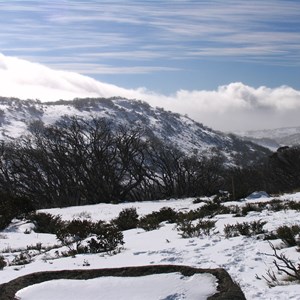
1, 193, 300, 299
235, 126, 300, 150
0, 96, 270, 166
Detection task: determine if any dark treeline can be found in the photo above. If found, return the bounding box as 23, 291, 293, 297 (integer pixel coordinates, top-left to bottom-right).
1, 116, 300, 213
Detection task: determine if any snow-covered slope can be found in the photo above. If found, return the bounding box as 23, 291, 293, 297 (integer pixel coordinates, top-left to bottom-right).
1, 193, 300, 299
235, 126, 300, 150
0, 97, 270, 166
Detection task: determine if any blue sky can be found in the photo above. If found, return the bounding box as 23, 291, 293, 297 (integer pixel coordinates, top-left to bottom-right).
1, 0, 300, 131
0, 0, 300, 94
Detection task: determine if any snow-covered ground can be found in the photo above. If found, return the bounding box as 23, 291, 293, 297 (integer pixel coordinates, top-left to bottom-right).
15, 273, 217, 300
1, 193, 300, 299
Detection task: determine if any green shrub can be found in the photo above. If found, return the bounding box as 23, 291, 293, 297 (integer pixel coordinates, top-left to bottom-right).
276, 225, 300, 247
192, 198, 204, 204
28, 212, 63, 234
185, 202, 231, 220
88, 221, 124, 254
287, 201, 300, 211
56, 219, 93, 252
224, 220, 267, 238
11, 252, 32, 266
249, 220, 267, 235
113, 207, 139, 231
241, 203, 263, 216
224, 224, 239, 238
155, 207, 178, 223
266, 199, 286, 212
177, 219, 216, 238
137, 207, 178, 231
138, 214, 161, 231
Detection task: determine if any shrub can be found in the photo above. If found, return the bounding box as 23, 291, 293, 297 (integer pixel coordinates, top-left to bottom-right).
265, 199, 286, 212
28, 212, 63, 234
56, 219, 93, 252
241, 203, 263, 216
224, 224, 239, 238
137, 207, 178, 231
155, 207, 178, 223
276, 225, 300, 247
186, 202, 231, 220
11, 252, 32, 266
88, 221, 124, 254
0, 255, 6, 270
224, 220, 267, 238
113, 207, 139, 231
138, 214, 161, 231
249, 220, 267, 235
192, 198, 204, 204
177, 219, 216, 238
288, 201, 300, 211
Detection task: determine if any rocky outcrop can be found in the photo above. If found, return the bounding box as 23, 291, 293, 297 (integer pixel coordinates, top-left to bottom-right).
0, 265, 245, 300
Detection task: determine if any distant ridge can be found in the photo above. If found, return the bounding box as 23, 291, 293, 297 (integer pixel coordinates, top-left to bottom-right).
0, 96, 271, 166
234, 126, 300, 150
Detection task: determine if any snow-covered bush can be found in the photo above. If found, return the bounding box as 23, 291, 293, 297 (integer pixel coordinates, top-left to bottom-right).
177, 219, 216, 238
112, 207, 139, 231
11, 252, 32, 266
56, 219, 93, 252
88, 221, 124, 254
138, 214, 161, 231
224, 220, 267, 238
276, 225, 300, 247
155, 207, 178, 223
28, 212, 63, 234
177, 220, 216, 238
241, 203, 264, 216
137, 207, 178, 231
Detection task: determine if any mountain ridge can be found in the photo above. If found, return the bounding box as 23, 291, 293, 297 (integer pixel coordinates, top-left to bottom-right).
234, 126, 300, 150
0, 96, 270, 166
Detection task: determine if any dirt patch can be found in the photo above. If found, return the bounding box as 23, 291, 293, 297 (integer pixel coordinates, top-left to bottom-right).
0, 265, 246, 300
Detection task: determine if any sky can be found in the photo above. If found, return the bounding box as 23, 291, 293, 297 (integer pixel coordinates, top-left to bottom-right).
0, 0, 300, 131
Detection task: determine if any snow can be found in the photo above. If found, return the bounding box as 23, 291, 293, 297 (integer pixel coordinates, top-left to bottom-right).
2, 193, 300, 299
15, 273, 217, 300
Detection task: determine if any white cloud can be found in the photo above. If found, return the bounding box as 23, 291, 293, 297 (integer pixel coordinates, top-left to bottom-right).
1, 53, 300, 131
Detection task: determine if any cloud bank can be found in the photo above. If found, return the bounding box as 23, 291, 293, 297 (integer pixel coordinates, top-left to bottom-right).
1, 53, 300, 132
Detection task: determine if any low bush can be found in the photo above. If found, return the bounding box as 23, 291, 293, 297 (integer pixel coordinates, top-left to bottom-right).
224, 220, 267, 238
55, 219, 124, 255
112, 207, 139, 231
241, 203, 263, 216
11, 252, 32, 266
88, 221, 124, 254
28, 212, 63, 234
56, 219, 94, 252
138, 214, 161, 231
177, 219, 216, 238
287, 201, 300, 211
250, 220, 268, 235
265, 200, 286, 212
137, 207, 178, 231
155, 207, 178, 223
276, 225, 300, 247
